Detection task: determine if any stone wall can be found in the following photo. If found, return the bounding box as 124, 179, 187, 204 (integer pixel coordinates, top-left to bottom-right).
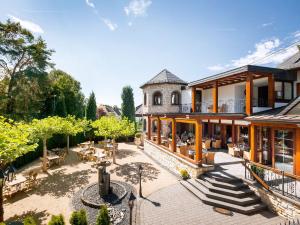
248, 183, 300, 220
144, 140, 213, 178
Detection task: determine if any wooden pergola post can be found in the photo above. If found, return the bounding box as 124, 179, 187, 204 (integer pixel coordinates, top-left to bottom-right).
195, 119, 203, 165
250, 125, 256, 161
191, 87, 196, 112
246, 73, 253, 115
157, 117, 161, 145
172, 118, 176, 152
295, 128, 300, 176
268, 74, 275, 108
213, 81, 218, 113
147, 116, 151, 140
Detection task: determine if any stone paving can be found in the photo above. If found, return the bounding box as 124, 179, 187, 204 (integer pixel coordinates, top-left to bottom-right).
139, 183, 285, 225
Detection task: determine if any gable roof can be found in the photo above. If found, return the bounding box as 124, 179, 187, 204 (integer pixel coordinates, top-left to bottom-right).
135, 104, 143, 117
278, 46, 300, 70
140, 69, 187, 88
246, 96, 300, 124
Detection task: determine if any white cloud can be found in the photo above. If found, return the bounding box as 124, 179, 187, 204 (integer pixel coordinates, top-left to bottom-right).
294, 31, 300, 38
124, 0, 152, 17
261, 22, 273, 27
128, 22, 133, 27
102, 18, 118, 31
208, 36, 299, 72
8, 15, 44, 34
85, 0, 95, 8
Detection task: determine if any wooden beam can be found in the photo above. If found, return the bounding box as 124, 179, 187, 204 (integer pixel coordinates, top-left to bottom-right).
172, 118, 176, 152
213, 81, 218, 113
295, 128, 300, 176
246, 73, 253, 115
195, 119, 202, 165
250, 125, 256, 161
157, 117, 161, 145
268, 74, 275, 108
147, 116, 151, 140
191, 87, 196, 112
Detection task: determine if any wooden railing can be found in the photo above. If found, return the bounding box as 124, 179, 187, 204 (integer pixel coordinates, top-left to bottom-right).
244, 160, 300, 201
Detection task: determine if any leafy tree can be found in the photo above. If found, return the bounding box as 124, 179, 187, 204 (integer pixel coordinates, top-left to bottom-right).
54, 94, 67, 117
96, 206, 110, 225
0, 19, 53, 116
92, 116, 135, 164
70, 210, 88, 225
86, 92, 97, 121
121, 86, 135, 123
31, 116, 63, 171
48, 214, 65, 225
0, 116, 37, 221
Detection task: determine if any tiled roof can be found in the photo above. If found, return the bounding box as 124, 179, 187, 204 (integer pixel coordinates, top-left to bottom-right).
277, 47, 300, 70
140, 69, 187, 88
135, 104, 143, 117
246, 97, 300, 123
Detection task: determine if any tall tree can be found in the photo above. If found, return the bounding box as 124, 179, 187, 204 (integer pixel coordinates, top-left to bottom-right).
121, 86, 135, 122
0, 20, 53, 116
86, 92, 97, 121
0, 116, 37, 221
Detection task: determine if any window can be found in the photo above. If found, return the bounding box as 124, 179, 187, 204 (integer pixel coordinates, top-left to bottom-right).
275, 81, 293, 101
153, 92, 162, 105
171, 91, 180, 105
144, 93, 147, 105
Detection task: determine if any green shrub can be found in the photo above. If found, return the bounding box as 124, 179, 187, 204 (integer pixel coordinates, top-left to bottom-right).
96, 205, 110, 225
0, 222, 6, 225
251, 165, 265, 179
135, 132, 141, 138
179, 169, 189, 180
70, 209, 88, 225
48, 214, 65, 225
23, 216, 37, 225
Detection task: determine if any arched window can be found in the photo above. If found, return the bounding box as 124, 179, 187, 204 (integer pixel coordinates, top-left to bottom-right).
144, 93, 147, 105
153, 91, 162, 105
171, 91, 180, 105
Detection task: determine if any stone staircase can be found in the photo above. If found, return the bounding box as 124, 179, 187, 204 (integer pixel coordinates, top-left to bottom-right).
180, 171, 267, 215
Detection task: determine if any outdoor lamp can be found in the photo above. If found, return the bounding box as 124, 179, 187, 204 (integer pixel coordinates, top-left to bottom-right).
7, 165, 16, 182
138, 164, 143, 197
128, 192, 136, 225
0, 170, 5, 187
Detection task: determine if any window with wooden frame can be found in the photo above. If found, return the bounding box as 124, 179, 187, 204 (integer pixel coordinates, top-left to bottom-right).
171, 91, 180, 105
153, 91, 162, 105
275, 81, 293, 101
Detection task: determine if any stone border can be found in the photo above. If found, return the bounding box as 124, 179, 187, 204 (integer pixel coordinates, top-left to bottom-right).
81, 181, 128, 209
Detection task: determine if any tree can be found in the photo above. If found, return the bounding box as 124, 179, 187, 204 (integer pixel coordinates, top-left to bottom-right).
86, 92, 97, 121
70, 210, 88, 225
92, 116, 135, 164
121, 86, 135, 123
0, 20, 53, 116
0, 116, 37, 221
31, 116, 63, 171
96, 206, 110, 225
54, 94, 67, 117
48, 214, 65, 225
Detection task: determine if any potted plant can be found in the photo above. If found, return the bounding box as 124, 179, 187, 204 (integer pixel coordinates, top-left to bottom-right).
179, 169, 190, 180
134, 132, 142, 146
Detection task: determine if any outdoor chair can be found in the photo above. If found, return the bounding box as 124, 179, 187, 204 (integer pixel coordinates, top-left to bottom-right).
206, 152, 215, 165
26, 171, 38, 190
202, 140, 211, 150
40, 157, 50, 169
59, 152, 67, 164
212, 139, 221, 149
227, 143, 235, 156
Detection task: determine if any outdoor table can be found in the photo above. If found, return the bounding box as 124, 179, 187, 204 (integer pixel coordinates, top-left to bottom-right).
47, 154, 60, 166
6, 176, 27, 194
94, 152, 106, 161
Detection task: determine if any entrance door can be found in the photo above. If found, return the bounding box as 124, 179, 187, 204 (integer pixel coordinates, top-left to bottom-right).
195, 90, 202, 112
258, 86, 268, 107
297, 83, 300, 97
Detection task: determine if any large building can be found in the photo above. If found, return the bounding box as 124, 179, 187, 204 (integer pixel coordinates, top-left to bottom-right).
140, 47, 300, 178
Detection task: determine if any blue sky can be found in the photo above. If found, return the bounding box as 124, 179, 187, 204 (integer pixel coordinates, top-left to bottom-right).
1, 0, 300, 106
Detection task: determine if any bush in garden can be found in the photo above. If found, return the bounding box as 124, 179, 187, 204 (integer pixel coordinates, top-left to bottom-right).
96, 205, 110, 225
70, 209, 88, 225
48, 214, 65, 225
23, 216, 37, 225
179, 169, 190, 180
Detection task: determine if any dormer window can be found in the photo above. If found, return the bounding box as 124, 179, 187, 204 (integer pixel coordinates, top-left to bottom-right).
153, 91, 162, 105
171, 91, 180, 105
144, 93, 147, 105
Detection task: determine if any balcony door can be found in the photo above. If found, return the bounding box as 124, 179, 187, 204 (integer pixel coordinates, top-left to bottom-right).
258, 86, 268, 107
195, 90, 202, 112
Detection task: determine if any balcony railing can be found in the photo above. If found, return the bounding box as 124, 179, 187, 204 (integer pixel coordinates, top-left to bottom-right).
179, 99, 246, 113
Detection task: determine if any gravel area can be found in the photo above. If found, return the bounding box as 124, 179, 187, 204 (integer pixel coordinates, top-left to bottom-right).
72, 181, 135, 225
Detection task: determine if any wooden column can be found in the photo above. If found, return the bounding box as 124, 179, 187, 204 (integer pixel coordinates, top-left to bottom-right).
172, 119, 176, 152
157, 117, 161, 145
246, 73, 253, 115
147, 116, 151, 140
191, 87, 196, 112
268, 74, 275, 108
231, 121, 236, 144
195, 119, 203, 165
212, 81, 218, 113
250, 125, 256, 161
295, 128, 300, 176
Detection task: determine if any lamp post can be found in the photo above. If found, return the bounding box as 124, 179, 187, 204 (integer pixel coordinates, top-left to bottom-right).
138, 164, 143, 198
128, 191, 136, 225
0, 165, 16, 222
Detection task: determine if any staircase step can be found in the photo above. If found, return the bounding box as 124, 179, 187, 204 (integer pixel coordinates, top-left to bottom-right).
196, 179, 254, 198
180, 180, 267, 215
206, 172, 243, 184
188, 179, 261, 206
201, 175, 248, 190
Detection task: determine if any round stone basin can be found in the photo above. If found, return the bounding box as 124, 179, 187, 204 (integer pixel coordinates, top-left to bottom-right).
81, 181, 127, 208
